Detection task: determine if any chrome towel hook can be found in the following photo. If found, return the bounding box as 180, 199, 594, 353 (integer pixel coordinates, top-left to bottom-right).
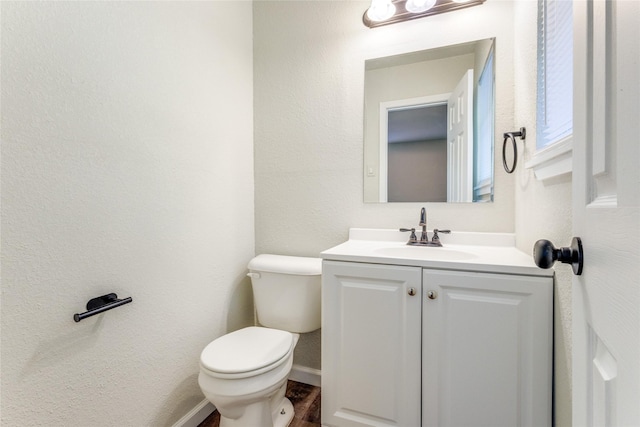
502, 127, 526, 173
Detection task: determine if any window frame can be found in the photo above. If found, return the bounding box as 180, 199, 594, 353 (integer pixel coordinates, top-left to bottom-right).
525, 0, 573, 181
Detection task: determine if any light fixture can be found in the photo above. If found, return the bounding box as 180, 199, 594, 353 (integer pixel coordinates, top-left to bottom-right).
405, 0, 437, 13
366, 0, 396, 22
363, 0, 486, 28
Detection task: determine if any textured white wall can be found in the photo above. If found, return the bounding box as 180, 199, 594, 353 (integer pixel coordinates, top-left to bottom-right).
1, 2, 254, 425
512, 2, 573, 425
253, 0, 515, 370
1, 2, 573, 424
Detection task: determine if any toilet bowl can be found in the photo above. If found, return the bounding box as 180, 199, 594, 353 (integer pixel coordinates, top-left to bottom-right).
198, 327, 300, 427
198, 254, 322, 427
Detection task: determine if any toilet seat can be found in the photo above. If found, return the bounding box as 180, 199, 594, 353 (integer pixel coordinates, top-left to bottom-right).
200, 327, 293, 379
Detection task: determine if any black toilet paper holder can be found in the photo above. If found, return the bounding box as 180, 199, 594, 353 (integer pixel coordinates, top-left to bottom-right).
74, 293, 132, 322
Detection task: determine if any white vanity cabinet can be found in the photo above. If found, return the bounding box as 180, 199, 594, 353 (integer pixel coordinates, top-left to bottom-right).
321, 261, 422, 427
322, 260, 553, 427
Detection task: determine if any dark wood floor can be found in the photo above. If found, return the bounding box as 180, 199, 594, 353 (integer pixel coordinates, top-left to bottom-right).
198, 380, 321, 427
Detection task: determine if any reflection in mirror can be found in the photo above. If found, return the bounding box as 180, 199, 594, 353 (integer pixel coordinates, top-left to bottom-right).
363, 38, 495, 203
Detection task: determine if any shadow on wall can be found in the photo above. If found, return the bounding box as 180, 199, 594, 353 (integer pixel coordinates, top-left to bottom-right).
21, 316, 105, 380
553, 273, 573, 427
153, 374, 203, 427
157, 274, 254, 426
226, 273, 255, 333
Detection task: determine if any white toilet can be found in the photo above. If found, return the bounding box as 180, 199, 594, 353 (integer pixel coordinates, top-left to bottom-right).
198, 254, 322, 427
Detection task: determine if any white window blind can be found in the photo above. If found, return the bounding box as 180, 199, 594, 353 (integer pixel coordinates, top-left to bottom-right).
537, 0, 573, 150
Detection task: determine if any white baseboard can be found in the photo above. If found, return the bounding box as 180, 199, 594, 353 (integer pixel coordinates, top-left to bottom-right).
173, 366, 320, 427
171, 399, 215, 427
289, 364, 322, 387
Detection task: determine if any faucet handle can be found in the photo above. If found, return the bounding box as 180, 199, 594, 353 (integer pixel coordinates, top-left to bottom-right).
432, 229, 451, 243
400, 228, 418, 243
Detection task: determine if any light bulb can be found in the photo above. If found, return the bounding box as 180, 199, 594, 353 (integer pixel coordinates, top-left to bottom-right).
405, 0, 437, 13
366, 0, 396, 22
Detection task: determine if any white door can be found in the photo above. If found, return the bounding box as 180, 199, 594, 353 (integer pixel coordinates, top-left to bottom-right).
447, 69, 473, 202
572, 1, 640, 426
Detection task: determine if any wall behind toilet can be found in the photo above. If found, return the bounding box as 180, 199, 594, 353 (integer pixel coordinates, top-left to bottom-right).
253, 0, 516, 372
1, 2, 254, 425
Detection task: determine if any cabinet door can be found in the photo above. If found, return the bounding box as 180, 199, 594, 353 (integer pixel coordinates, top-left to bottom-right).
322, 261, 422, 427
422, 269, 553, 427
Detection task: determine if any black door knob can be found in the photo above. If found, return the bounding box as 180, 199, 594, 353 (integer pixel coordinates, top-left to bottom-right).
533, 237, 584, 275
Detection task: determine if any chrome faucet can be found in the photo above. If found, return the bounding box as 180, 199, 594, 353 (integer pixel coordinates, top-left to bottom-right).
419, 207, 428, 243
399, 207, 451, 246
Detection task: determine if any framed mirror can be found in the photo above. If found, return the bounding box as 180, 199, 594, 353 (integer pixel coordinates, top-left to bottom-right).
363, 38, 495, 203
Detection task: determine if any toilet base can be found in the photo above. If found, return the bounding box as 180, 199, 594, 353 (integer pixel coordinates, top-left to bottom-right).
219, 396, 294, 427
272, 397, 294, 427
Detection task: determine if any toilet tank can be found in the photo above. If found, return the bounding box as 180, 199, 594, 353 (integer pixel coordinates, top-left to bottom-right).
247, 254, 322, 333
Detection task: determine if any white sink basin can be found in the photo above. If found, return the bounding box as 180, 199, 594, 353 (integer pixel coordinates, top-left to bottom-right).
320, 228, 553, 277
373, 246, 477, 261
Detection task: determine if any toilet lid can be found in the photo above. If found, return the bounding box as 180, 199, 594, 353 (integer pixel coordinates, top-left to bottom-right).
200, 327, 293, 374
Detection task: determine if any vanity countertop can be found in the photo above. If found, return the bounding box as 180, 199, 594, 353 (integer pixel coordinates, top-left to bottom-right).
321, 228, 554, 277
